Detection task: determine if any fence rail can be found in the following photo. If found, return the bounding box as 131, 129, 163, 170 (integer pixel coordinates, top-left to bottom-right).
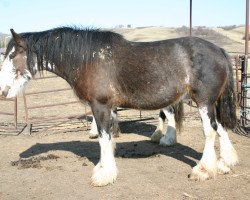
21, 75, 91, 134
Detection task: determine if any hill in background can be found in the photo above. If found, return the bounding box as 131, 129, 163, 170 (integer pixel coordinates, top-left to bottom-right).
114, 25, 247, 54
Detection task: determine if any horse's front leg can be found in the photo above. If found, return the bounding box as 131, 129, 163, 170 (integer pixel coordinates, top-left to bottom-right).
89, 108, 120, 139
90, 102, 118, 186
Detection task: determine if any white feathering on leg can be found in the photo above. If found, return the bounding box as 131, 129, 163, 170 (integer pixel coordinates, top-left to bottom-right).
216, 122, 238, 173
91, 131, 118, 186
190, 107, 217, 180
151, 116, 164, 142
160, 107, 177, 146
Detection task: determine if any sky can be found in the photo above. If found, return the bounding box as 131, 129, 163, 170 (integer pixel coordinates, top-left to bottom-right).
0, 0, 247, 34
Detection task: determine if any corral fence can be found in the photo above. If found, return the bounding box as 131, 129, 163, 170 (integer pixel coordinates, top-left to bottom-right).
0, 72, 92, 135
0, 97, 19, 133
21, 75, 92, 134
0, 54, 249, 135
231, 54, 250, 134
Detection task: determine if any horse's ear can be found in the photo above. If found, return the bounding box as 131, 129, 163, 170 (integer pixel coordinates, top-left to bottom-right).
10, 29, 26, 50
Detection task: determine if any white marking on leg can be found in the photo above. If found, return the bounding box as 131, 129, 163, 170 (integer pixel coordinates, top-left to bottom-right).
216, 122, 238, 173
91, 130, 118, 186
160, 107, 177, 146
89, 116, 99, 138
151, 116, 164, 143
190, 107, 217, 180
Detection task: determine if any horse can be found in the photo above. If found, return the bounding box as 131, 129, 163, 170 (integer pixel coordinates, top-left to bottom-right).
0, 27, 238, 186
5, 34, 184, 144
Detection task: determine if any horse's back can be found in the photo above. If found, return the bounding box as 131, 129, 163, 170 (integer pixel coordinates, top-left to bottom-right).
88, 36, 230, 109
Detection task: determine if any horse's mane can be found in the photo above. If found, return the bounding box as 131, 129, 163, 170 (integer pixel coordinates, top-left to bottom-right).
6, 26, 125, 75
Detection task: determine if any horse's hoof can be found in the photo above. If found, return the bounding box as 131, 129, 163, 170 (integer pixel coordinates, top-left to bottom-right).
89, 130, 98, 139
221, 147, 239, 167
189, 164, 214, 181
91, 163, 118, 187
151, 130, 164, 143
89, 134, 98, 139
217, 158, 231, 174
159, 134, 176, 146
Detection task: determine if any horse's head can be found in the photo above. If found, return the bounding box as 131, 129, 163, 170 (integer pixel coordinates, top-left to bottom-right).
0, 29, 35, 98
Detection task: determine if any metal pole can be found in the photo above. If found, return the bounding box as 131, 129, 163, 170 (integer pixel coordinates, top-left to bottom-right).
244, 0, 250, 126
23, 93, 29, 123
14, 98, 17, 129
245, 0, 249, 56
189, 0, 192, 36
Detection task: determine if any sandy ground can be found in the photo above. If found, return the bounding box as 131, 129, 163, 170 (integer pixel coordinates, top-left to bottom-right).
0, 107, 250, 200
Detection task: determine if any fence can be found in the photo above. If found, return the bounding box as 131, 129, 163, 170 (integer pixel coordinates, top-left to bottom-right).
22, 74, 92, 134
0, 97, 18, 134
239, 56, 250, 127
231, 55, 250, 134
0, 73, 92, 135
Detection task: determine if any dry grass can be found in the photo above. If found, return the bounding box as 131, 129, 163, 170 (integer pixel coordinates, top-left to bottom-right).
113, 26, 246, 54
213, 26, 245, 44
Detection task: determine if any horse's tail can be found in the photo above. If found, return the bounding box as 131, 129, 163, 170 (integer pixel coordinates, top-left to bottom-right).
216, 48, 237, 129
173, 101, 184, 132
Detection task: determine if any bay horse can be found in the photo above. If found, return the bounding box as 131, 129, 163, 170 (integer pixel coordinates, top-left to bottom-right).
6, 33, 184, 143
0, 27, 238, 186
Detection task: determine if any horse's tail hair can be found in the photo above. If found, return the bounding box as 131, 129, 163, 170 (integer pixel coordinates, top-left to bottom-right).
173, 101, 184, 132
216, 48, 237, 129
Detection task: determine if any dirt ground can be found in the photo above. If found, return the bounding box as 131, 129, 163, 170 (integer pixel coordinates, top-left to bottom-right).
0, 106, 250, 200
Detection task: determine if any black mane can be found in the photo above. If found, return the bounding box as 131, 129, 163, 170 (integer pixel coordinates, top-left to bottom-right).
7, 27, 125, 75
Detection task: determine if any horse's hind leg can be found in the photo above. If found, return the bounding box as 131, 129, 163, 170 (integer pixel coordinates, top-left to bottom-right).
189, 106, 217, 181
151, 106, 177, 146
216, 122, 238, 174
90, 102, 118, 186
160, 106, 177, 146
111, 108, 120, 138
151, 109, 166, 142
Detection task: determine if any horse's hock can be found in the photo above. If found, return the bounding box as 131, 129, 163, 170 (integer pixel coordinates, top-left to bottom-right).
0, 71, 92, 135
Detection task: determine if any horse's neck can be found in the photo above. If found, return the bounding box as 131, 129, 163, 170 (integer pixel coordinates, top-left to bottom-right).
48, 65, 74, 86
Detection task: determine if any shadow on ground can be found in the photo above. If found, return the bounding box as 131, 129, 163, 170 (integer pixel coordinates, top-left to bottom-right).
20, 140, 201, 168
19, 119, 201, 168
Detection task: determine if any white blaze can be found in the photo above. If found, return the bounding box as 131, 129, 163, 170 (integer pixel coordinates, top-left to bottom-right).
0, 48, 16, 91
0, 47, 32, 98
6, 69, 32, 98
